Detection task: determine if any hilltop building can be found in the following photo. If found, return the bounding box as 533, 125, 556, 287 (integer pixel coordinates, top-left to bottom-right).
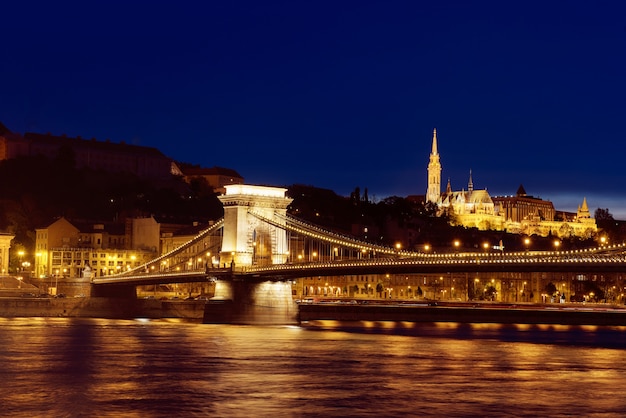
0, 124, 175, 179
425, 129, 596, 239
179, 165, 244, 194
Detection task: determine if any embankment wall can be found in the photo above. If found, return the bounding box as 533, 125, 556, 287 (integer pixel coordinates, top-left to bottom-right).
298, 303, 626, 326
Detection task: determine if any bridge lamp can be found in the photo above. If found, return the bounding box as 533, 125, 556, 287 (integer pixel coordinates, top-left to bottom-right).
600, 236, 607, 246
395, 243, 402, 251
424, 244, 430, 253
453, 240, 460, 251
483, 242, 489, 252
524, 238, 530, 250
553, 240, 561, 251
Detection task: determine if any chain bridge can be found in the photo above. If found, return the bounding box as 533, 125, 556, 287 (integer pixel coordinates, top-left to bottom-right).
85, 185, 626, 322
91, 185, 626, 311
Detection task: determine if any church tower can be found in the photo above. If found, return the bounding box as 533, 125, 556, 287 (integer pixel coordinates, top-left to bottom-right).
426, 128, 442, 203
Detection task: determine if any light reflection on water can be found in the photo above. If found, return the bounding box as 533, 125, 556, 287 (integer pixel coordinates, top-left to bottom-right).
1, 317, 626, 417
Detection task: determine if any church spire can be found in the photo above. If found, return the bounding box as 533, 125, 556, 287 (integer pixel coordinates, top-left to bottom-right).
577, 197, 591, 219
426, 128, 442, 204
468, 169, 473, 193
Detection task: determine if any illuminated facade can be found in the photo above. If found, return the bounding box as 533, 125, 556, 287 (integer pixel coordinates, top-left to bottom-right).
426, 129, 597, 238
34, 217, 157, 279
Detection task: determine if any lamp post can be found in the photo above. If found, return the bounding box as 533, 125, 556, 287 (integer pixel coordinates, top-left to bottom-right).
17, 250, 25, 273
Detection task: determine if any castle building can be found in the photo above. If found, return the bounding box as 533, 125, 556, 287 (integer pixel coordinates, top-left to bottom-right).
0, 123, 174, 179
425, 129, 597, 239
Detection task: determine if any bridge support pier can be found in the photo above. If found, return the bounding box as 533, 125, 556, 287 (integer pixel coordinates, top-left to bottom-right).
204, 279, 297, 325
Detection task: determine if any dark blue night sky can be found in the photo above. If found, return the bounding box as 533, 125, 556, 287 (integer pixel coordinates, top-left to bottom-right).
2, 1, 625, 217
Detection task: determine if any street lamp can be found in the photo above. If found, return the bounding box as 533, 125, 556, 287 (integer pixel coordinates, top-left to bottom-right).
17, 250, 25, 273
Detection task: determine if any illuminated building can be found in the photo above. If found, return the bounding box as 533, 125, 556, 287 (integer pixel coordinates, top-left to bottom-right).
425, 129, 597, 238
34, 217, 157, 279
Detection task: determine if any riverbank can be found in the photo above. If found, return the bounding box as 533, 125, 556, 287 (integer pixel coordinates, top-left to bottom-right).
3, 296, 626, 327
297, 301, 626, 326
0, 297, 206, 320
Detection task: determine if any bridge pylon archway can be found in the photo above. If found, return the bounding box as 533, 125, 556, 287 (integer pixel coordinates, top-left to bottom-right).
218, 184, 293, 268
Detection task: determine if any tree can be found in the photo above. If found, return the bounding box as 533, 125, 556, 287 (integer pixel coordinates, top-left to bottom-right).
484, 285, 497, 301
376, 282, 383, 298
594, 208, 614, 222
545, 282, 557, 296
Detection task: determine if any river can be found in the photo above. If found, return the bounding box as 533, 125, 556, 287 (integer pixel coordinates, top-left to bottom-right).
1, 317, 626, 417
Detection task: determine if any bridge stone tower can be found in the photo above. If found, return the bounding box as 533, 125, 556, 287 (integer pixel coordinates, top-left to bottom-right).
218, 184, 293, 268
